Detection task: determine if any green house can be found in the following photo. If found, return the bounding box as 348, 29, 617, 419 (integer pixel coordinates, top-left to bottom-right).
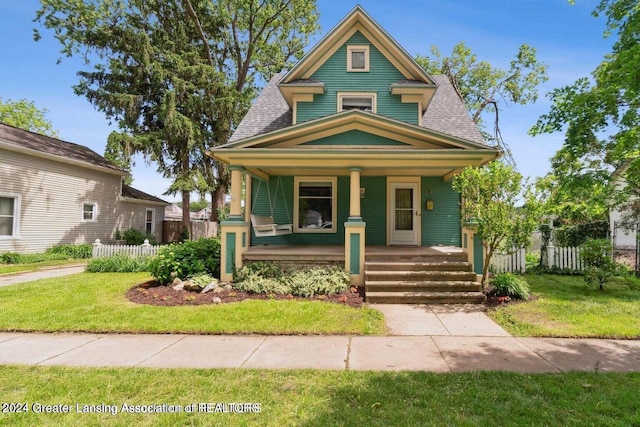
211, 6, 499, 300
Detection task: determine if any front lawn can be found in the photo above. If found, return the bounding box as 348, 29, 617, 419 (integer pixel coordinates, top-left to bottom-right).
487, 274, 640, 338
0, 273, 385, 335
0, 366, 639, 426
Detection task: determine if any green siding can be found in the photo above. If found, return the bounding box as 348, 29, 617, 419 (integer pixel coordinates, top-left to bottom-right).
302, 130, 409, 146
225, 232, 236, 275
296, 31, 419, 125
361, 176, 386, 245
250, 176, 349, 246
474, 235, 484, 275
250, 176, 462, 247
421, 178, 462, 246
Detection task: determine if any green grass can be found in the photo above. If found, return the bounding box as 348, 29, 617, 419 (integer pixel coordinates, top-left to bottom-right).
487, 274, 640, 338
0, 366, 639, 426
0, 273, 384, 335
0, 259, 85, 275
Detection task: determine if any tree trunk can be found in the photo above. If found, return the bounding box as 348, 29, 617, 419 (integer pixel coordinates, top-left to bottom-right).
210, 187, 226, 222
182, 191, 191, 239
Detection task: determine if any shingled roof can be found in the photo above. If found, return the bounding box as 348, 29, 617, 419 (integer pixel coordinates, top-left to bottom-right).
121, 184, 168, 205
228, 73, 486, 146
0, 122, 126, 173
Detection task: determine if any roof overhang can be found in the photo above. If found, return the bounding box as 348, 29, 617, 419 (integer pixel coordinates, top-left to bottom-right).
390, 82, 437, 112
209, 110, 500, 181
0, 140, 128, 177
278, 81, 327, 108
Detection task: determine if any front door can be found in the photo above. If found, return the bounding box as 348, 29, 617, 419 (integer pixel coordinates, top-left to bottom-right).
390, 182, 419, 245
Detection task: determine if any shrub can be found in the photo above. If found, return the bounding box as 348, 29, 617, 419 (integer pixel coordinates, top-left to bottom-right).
581, 239, 619, 290
525, 251, 540, 270
234, 261, 282, 282
489, 273, 530, 300
86, 254, 150, 273
46, 244, 93, 259
121, 228, 157, 245
553, 221, 609, 247
0, 252, 23, 264
0, 252, 70, 264
147, 238, 221, 283
234, 265, 350, 297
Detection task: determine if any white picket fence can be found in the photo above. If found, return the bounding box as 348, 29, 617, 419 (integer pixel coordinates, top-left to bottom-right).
490, 246, 584, 273
92, 239, 161, 258
491, 248, 527, 273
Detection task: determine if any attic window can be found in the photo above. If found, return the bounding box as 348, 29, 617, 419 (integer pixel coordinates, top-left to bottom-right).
347, 45, 369, 72
338, 93, 377, 113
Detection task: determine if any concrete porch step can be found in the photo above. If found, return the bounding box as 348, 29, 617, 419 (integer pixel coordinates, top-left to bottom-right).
365, 270, 478, 282
365, 253, 468, 263
366, 291, 486, 304
365, 280, 482, 293
365, 261, 472, 272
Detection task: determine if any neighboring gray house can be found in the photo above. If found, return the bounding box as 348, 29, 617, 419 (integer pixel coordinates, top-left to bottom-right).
610, 161, 638, 249
0, 123, 168, 253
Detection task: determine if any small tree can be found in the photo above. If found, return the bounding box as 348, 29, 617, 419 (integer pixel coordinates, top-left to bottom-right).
452, 162, 545, 287
581, 238, 618, 291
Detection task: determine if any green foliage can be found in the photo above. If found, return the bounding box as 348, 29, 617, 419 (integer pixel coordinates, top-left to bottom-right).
121, 228, 157, 245
530, 0, 640, 222
553, 221, 609, 247
46, 244, 92, 259
234, 261, 283, 282
452, 162, 546, 286
234, 265, 350, 297
0, 97, 57, 136
490, 273, 530, 300
188, 273, 217, 288
581, 239, 619, 290
525, 251, 540, 270
86, 254, 149, 273
147, 238, 220, 283
416, 42, 548, 162
0, 250, 80, 265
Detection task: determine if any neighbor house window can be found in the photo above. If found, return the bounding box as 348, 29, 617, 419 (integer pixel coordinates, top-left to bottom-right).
294, 177, 337, 233
82, 203, 97, 222
338, 93, 376, 113
0, 195, 20, 238
145, 208, 155, 234
347, 45, 369, 72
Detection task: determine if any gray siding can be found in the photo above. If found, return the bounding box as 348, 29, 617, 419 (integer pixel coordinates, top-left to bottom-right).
0, 148, 160, 253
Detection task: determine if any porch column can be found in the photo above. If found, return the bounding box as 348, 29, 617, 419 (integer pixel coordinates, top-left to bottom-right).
345, 167, 365, 286
462, 224, 483, 282
220, 166, 249, 282
348, 167, 362, 220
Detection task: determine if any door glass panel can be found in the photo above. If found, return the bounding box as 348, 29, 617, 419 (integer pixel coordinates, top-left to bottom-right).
395, 188, 414, 230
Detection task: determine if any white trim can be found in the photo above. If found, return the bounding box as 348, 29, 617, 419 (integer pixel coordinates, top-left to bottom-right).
82, 202, 98, 222
145, 208, 156, 234
0, 193, 21, 239
337, 92, 377, 113
347, 44, 370, 72
386, 177, 421, 245
294, 176, 337, 233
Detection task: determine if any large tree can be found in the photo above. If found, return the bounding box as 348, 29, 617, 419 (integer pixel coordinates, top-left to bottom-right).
530, 0, 640, 224
417, 42, 548, 164
0, 98, 57, 137
452, 162, 545, 287
35, 0, 319, 226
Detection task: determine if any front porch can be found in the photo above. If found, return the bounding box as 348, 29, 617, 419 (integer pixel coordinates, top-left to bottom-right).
241, 245, 485, 304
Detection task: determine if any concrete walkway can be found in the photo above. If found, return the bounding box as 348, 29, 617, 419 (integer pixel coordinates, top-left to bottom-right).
0, 264, 86, 287
1, 332, 640, 372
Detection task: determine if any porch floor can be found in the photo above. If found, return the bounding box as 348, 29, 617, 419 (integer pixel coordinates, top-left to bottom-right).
244, 245, 464, 260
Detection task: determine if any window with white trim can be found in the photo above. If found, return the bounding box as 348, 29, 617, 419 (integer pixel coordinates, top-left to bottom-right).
145, 208, 155, 234
347, 45, 369, 72
82, 203, 97, 222
338, 93, 376, 113
0, 195, 19, 238
294, 177, 337, 233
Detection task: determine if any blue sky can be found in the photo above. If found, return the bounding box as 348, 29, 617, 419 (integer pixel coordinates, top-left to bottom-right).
0, 1, 612, 202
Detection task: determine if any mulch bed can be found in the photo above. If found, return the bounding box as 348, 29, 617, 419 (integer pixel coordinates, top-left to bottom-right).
126, 280, 366, 308
484, 291, 538, 308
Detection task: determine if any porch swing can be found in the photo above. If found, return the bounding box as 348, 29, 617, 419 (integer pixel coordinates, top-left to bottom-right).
250, 177, 293, 237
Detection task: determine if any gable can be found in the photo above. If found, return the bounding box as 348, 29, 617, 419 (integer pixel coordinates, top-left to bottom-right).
282, 6, 433, 85
295, 31, 421, 125
301, 130, 410, 147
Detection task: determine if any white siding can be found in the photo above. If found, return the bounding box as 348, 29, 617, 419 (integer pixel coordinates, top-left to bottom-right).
0, 148, 124, 253
117, 201, 165, 242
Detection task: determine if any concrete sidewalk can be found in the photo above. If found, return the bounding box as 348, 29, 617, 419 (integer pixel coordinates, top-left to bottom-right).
1, 332, 639, 372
